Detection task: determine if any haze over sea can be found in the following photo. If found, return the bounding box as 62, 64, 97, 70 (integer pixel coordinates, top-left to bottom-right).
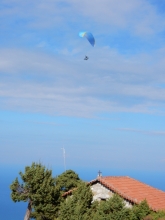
1, 0, 165, 219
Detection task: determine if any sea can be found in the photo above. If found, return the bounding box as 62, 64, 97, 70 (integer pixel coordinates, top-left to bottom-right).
0, 165, 165, 220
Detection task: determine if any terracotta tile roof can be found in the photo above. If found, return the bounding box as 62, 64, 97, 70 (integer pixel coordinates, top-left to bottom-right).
62, 189, 75, 197
97, 176, 165, 211
62, 176, 165, 211
62, 179, 96, 197
62, 188, 76, 197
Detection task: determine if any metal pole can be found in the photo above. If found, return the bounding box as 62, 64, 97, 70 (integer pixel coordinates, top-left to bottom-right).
61, 147, 66, 172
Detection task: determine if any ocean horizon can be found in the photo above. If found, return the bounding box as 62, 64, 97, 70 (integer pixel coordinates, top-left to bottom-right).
1, 165, 165, 219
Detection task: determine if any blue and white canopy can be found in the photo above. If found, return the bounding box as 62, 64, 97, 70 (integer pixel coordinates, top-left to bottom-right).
79, 31, 95, 47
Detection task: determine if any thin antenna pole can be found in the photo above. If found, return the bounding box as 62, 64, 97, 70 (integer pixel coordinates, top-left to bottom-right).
61, 147, 66, 172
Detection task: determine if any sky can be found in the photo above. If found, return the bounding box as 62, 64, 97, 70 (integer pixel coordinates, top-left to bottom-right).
0, 0, 165, 177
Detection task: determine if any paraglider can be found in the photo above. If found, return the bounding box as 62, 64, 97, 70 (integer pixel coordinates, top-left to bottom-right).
79, 31, 95, 60
84, 56, 89, 60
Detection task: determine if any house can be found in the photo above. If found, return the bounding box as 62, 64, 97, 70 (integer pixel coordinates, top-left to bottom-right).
63, 175, 165, 211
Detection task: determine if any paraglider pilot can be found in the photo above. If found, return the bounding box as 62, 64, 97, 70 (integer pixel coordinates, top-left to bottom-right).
84, 56, 89, 60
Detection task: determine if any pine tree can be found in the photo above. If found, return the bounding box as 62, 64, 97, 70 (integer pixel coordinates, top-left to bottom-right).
59, 182, 93, 220
55, 170, 82, 192
92, 194, 134, 220
132, 200, 151, 220
83, 201, 99, 220
10, 162, 60, 220
148, 210, 165, 220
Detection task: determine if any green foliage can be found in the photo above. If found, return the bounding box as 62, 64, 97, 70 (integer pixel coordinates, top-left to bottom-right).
84, 201, 99, 220
10, 162, 60, 220
144, 210, 165, 220
132, 200, 151, 220
55, 170, 82, 192
59, 182, 93, 220
92, 194, 134, 220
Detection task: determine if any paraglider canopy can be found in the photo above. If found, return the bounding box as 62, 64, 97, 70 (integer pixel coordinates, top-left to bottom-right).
79, 31, 95, 47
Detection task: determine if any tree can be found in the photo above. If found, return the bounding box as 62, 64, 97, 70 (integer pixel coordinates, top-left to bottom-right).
10, 162, 60, 220
92, 194, 134, 220
144, 210, 165, 220
59, 182, 93, 220
55, 170, 82, 192
132, 200, 151, 220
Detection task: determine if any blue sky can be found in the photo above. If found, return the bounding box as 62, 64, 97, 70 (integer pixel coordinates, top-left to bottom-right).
0, 0, 165, 174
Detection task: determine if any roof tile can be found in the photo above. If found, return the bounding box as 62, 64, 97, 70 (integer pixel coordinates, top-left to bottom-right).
97, 176, 165, 211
